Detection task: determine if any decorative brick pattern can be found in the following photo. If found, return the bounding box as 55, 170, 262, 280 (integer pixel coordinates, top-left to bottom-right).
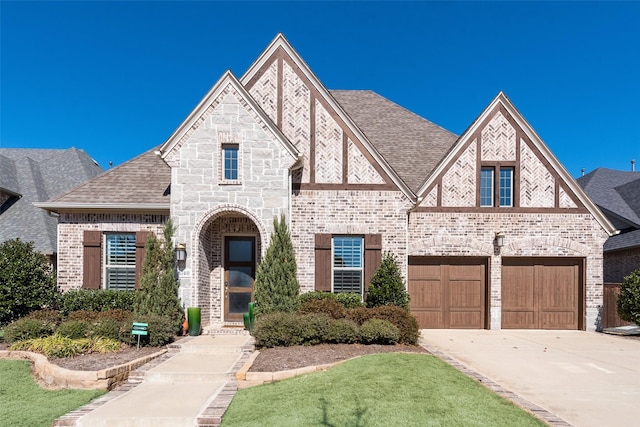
422, 185, 438, 207
520, 140, 555, 207
481, 111, 516, 161
408, 212, 608, 330
315, 99, 343, 183
347, 138, 385, 184
56, 214, 167, 291
248, 60, 278, 124
282, 61, 311, 183
559, 185, 578, 208
442, 139, 476, 207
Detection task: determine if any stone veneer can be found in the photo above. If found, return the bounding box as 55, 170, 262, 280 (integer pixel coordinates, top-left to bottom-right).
56, 213, 167, 291
408, 212, 609, 331
604, 248, 640, 283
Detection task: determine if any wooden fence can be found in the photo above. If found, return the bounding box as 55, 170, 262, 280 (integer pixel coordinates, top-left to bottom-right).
602, 283, 633, 329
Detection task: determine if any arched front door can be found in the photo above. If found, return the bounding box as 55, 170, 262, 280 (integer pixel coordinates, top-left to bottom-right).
224, 236, 256, 322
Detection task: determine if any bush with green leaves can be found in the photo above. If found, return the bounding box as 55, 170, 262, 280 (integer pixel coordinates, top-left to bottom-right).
334, 293, 365, 308
56, 320, 90, 339
3, 318, 54, 343
9, 336, 121, 358
618, 269, 640, 325
298, 298, 345, 319
0, 239, 59, 325
254, 215, 300, 315
88, 318, 122, 341
325, 318, 360, 344
58, 289, 135, 315
253, 312, 305, 348
121, 314, 175, 347
298, 291, 335, 305
26, 309, 62, 327
365, 252, 410, 310
67, 310, 101, 321
359, 319, 399, 344
134, 220, 183, 334
345, 305, 419, 345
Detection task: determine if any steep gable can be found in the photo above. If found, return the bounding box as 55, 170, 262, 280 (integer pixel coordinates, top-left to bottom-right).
415, 93, 616, 235
240, 34, 408, 194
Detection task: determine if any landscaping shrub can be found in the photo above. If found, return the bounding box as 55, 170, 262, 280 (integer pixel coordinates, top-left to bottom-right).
3, 318, 54, 343
121, 314, 175, 347
618, 269, 640, 325
97, 309, 134, 322
9, 336, 121, 358
298, 298, 345, 319
366, 252, 410, 310
344, 307, 373, 326
56, 320, 90, 339
297, 313, 333, 345
359, 319, 399, 344
345, 306, 419, 345
253, 312, 305, 348
88, 319, 122, 341
58, 289, 135, 315
27, 309, 62, 326
67, 310, 101, 321
0, 239, 59, 325
298, 291, 335, 305
334, 292, 365, 308
325, 318, 360, 344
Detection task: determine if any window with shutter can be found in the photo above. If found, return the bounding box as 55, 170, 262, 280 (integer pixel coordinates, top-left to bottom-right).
104, 233, 136, 290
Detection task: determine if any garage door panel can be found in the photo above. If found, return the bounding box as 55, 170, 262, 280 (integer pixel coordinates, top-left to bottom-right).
540, 265, 576, 310
502, 264, 535, 310
412, 311, 443, 329
408, 280, 441, 309
541, 312, 575, 329
449, 280, 482, 309
450, 311, 484, 328
502, 311, 536, 329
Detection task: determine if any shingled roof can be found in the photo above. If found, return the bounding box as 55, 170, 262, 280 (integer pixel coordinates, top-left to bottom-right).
330, 90, 458, 192
578, 168, 640, 251
43, 147, 171, 207
0, 148, 103, 254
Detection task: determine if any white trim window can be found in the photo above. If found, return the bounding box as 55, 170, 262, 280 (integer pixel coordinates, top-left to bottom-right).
221, 144, 240, 182
499, 167, 514, 207
104, 233, 136, 290
480, 167, 494, 207
332, 236, 363, 294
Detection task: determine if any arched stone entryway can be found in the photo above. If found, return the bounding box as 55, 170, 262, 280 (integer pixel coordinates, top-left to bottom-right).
192, 206, 266, 329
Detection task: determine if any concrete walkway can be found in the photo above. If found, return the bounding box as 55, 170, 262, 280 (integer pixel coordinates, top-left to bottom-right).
422, 330, 640, 427
59, 334, 253, 427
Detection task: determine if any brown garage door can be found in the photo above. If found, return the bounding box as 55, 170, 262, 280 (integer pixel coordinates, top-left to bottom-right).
408, 257, 487, 329
502, 258, 583, 330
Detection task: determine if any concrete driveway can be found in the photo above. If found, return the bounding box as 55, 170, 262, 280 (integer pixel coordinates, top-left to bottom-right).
421, 330, 639, 427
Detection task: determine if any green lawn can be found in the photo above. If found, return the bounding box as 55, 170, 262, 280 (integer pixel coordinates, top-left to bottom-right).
222, 353, 545, 426
0, 360, 105, 427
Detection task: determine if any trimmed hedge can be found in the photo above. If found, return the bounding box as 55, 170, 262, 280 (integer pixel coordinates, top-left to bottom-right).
3, 318, 54, 343
360, 319, 399, 344
298, 299, 345, 319
344, 306, 419, 345
56, 320, 90, 339
58, 289, 135, 315
121, 314, 175, 347
298, 291, 364, 309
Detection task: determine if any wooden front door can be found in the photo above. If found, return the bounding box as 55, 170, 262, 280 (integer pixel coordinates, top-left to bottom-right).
224, 236, 256, 322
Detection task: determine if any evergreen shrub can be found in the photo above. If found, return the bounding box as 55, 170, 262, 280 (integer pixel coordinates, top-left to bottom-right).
88, 318, 122, 341
618, 269, 640, 325
58, 289, 135, 315
365, 252, 410, 310
253, 312, 304, 348
56, 320, 89, 339
297, 298, 345, 319
27, 309, 62, 329
3, 318, 54, 343
360, 319, 399, 344
121, 314, 175, 347
345, 306, 419, 345
325, 318, 360, 344
334, 292, 365, 308
67, 310, 101, 321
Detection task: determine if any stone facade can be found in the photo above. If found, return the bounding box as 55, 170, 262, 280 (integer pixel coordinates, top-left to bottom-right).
56, 213, 167, 291
604, 248, 640, 283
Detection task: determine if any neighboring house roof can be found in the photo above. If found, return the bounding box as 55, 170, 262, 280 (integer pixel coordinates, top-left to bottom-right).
0, 148, 103, 254
37, 147, 170, 212
330, 90, 458, 192
578, 168, 640, 251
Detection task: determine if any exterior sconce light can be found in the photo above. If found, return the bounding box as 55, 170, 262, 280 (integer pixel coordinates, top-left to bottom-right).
175, 243, 187, 262
495, 232, 505, 248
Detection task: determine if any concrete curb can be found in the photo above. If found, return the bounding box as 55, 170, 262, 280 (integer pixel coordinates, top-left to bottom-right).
0, 348, 167, 390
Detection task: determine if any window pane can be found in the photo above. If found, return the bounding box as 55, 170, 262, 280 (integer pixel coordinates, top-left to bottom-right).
223, 146, 238, 180
228, 266, 253, 287
106, 268, 136, 291
229, 292, 252, 314
228, 240, 253, 262
105, 234, 136, 290
480, 168, 494, 207
332, 236, 363, 295
333, 271, 362, 294
499, 168, 513, 207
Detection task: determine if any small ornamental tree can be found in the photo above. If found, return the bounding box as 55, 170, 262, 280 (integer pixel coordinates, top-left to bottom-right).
366, 252, 410, 311
253, 215, 300, 315
617, 269, 640, 325
134, 219, 183, 333
0, 239, 59, 325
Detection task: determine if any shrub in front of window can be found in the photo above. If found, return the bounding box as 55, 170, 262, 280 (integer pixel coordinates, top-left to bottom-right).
56, 320, 90, 339
359, 319, 400, 345
0, 239, 59, 325
253, 312, 305, 348
58, 289, 135, 315
298, 313, 333, 345
365, 252, 410, 310
134, 219, 184, 334
334, 292, 365, 308
298, 291, 335, 305
617, 269, 640, 325
298, 298, 345, 319
344, 306, 419, 345
325, 318, 360, 344
3, 318, 54, 343
254, 215, 300, 315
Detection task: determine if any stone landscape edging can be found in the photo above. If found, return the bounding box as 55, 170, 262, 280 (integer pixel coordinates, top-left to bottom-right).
0, 348, 167, 390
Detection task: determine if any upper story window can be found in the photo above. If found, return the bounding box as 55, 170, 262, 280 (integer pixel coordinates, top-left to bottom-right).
332, 236, 364, 295
222, 144, 239, 181
104, 233, 136, 290
480, 166, 514, 207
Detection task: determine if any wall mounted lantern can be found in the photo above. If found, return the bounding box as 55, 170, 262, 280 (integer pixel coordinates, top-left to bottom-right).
495, 231, 505, 248
175, 243, 187, 262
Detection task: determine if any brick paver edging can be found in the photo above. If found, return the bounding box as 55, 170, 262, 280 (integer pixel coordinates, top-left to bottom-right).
419, 339, 573, 427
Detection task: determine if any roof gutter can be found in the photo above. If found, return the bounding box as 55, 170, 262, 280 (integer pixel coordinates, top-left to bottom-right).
34, 202, 170, 214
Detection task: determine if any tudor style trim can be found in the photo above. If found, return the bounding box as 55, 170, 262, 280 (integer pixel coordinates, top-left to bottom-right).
416, 92, 617, 236
240, 33, 415, 200
158, 70, 299, 163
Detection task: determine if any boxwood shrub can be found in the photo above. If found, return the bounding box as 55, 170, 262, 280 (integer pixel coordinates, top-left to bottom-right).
345, 305, 419, 345
325, 318, 360, 344
58, 289, 135, 315
360, 319, 399, 344
3, 318, 54, 343
297, 298, 345, 319
56, 320, 90, 339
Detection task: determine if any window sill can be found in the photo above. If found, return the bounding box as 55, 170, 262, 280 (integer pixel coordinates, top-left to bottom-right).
220, 180, 242, 186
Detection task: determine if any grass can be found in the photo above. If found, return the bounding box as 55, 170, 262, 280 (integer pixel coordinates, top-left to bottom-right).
0, 360, 105, 427
222, 353, 546, 426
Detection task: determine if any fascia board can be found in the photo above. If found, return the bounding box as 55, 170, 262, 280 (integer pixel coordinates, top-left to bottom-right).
241, 34, 416, 201
34, 202, 170, 213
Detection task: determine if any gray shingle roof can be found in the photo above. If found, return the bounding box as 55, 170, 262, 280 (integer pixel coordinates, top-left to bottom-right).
578, 168, 640, 251
48, 147, 170, 205
0, 148, 104, 254
330, 90, 458, 192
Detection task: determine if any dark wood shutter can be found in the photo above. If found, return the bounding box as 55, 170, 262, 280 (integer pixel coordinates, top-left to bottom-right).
364, 234, 382, 296
314, 234, 332, 292
135, 231, 151, 289
83, 231, 102, 289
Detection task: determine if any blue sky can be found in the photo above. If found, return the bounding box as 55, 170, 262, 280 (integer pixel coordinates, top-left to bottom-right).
1, 1, 638, 179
